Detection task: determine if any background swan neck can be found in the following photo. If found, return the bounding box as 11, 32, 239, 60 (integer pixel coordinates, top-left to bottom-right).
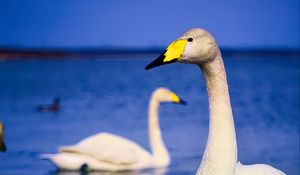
197, 53, 237, 175
148, 96, 170, 167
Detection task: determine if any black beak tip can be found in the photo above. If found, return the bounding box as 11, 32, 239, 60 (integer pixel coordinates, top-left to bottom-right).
0, 142, 7, 152
179, 99, 187, 105
145, 51, 168, 70
145, 64, 152, 70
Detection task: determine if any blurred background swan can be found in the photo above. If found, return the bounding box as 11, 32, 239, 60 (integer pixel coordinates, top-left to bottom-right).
41, 87, 186, 171
146, 28, 286, 175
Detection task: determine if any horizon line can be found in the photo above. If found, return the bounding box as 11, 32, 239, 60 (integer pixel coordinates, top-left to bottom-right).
0, 46, 299, 59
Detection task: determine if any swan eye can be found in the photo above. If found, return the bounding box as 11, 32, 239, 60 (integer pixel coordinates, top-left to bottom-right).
187, 38, 193, 42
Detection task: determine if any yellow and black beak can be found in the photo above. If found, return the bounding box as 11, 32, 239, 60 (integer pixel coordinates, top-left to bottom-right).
170, 92, 187, 105
177, 98, 187, 105
145, 39, 188, 70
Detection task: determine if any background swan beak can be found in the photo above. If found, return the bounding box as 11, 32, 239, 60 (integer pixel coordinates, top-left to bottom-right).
177, 98, 187, 105
0, 141, 7, 152
170, 92, 187, 105
145, 51, 178, 70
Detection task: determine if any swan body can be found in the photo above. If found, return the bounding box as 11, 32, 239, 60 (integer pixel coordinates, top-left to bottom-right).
41, 88, 185, 171
145, 28, 285, 175
42, 132, 153, 170
235, 162, 286, 175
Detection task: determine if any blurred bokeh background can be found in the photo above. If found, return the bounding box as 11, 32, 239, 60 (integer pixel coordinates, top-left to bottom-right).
0, 0, 299, 175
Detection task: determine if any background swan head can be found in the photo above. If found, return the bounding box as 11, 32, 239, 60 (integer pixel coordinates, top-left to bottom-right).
145, 28, 218, 70
152, 87, 186, 105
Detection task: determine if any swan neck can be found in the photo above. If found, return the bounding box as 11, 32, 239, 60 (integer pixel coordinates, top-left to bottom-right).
148, 96, 170, 166
197, 53, 237, 175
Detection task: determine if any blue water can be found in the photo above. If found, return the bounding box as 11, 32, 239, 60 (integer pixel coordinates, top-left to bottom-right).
0, 55, 299, 175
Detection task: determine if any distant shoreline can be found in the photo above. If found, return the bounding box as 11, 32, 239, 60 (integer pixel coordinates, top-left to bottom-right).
0, 47, 299, 60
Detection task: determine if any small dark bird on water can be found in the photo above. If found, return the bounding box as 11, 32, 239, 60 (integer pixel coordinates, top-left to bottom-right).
37, 98, 60, 112
0, 121, 7, 152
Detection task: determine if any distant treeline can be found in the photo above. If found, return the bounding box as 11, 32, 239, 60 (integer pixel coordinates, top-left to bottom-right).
0, 47, 299, 59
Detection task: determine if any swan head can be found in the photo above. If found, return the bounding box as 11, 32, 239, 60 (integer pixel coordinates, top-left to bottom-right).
145, 28, 218, 69
152, 87, 186, 105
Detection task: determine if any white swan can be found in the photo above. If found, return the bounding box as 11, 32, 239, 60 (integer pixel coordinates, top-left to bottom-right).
41, 87, 186, 171
145, 28, 286, 175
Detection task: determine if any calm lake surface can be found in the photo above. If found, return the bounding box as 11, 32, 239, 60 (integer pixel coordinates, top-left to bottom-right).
0, 55, 299, 175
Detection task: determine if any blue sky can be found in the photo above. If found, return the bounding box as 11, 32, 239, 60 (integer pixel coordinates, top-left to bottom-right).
0, 0, 299, 49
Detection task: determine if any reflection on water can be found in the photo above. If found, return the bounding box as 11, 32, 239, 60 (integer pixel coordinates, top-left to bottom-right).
0, 56, 299, 175
54, 168, 167, 175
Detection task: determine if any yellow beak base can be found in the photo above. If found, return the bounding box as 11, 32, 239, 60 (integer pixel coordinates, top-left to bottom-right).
170, 92, 187, 105
145, 40, 187, 70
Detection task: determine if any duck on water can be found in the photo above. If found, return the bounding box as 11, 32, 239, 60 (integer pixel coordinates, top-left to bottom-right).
37, 98, 60, 112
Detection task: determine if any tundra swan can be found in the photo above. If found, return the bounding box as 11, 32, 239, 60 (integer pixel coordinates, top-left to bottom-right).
41, 88, 185, 171
145, 28, 285, 175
